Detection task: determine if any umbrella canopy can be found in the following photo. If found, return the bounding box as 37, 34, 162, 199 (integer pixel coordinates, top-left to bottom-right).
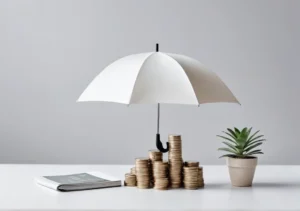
78, 53, 239, 105
78, 44, 240, 152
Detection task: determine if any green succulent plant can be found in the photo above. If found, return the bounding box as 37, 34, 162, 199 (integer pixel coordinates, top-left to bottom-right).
217, 127, 265, 158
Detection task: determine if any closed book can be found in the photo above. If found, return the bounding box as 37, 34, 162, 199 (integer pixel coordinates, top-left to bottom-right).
35, 172, 121, 191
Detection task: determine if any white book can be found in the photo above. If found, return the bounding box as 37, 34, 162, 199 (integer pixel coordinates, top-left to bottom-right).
35, 172, 121, 191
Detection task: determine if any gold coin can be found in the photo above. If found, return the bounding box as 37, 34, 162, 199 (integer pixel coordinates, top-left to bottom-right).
184, 161, 199, 167
149, 150, 163, 161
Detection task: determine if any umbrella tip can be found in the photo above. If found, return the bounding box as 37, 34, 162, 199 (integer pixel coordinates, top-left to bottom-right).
156, 43, 159, 52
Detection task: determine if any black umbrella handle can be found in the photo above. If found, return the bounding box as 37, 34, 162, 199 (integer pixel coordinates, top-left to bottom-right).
156, 134, 169, 153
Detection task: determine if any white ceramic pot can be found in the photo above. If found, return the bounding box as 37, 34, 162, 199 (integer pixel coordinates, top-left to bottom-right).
226, 157, 257, 187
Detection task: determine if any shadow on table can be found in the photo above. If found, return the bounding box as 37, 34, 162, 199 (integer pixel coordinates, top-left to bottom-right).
205, 182, 300, 190
204, 183, 230, 189
252, 182, 300, 189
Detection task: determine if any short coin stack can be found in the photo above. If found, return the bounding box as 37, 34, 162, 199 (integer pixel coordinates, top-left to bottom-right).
124, 173, 137, 187
135, 157, 151, 189
148, 150, 163, 187
183, 161, 205, 189
153, 161, 169, 190
183, 166, 199, 189
168, 135, 183, 188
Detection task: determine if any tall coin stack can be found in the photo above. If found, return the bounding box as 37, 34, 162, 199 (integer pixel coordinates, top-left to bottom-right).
198, 166, 204, 188
168, 135, 183, 188
135, 157, 151, 189
153, 161, 169, 190
149, 150, 163, 187
183, 166, 199, 189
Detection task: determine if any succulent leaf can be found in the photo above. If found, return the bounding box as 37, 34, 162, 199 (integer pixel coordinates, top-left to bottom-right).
217, 135, 236, 144
248, 134, 264, 143
227, 128, 237, 138
222, 131, 237, 141
244, 143, 262, 152
219, 154, 236, 158
247, 130, 260, 142
247, 127, 253, 136
222, 142, 238, 152
218, 147, 237, 154
244, 139, 266, 148
234, 127, 241, 135
246, 150, 263, 156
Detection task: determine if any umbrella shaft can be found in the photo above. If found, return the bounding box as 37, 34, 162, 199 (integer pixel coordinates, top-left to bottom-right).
157, 103, 160, 134
156, 43, 160, 134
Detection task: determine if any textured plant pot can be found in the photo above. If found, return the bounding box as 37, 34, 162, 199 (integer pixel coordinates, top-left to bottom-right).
226, 157, 257, 187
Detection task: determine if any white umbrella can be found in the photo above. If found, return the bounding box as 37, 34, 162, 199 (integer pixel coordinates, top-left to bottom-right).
78, 44, 240, 152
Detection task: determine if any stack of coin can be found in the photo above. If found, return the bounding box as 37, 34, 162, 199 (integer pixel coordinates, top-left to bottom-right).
184, 161, 199, 167
154, 178, 169, 190
130, 167, 136, 175
153, 161, 169, 190
183, 166, 199, 190
149, 150, 163, 162
148, 150, 163, 187
198, 166, 204, 188
135, 157, 151, 189
124, 173, 137, 187
168, 135, 183, 188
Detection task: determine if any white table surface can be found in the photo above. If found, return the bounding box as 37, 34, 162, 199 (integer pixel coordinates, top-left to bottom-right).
0, 164, 300, 211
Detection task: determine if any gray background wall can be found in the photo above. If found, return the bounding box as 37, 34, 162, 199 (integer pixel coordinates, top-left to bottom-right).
0, 0, 299, 164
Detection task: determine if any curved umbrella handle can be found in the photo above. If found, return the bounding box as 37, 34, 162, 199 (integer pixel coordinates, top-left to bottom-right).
156, 134, 169, 153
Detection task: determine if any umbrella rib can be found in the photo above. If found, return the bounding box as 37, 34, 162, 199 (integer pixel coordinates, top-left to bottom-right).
164, 54, 200, 105
127, 53, 155, 104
